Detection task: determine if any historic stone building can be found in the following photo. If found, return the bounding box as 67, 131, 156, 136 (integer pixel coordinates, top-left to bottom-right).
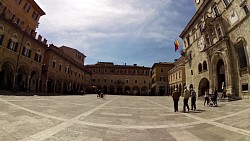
0, 0, 46, 92
168, 57, 186, 95
151, 62, 174, 95
59, 46, 86, 65
85, 62, 151, 95
180, 0, 250, 98
0, 0, 91, 94
41, 44, 91, 94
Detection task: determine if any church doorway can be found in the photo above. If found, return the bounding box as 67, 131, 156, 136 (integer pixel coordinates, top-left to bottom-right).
217, 59, 225, 92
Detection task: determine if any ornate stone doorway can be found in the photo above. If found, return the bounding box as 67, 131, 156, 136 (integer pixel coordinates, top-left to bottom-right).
217, 59, 225, 92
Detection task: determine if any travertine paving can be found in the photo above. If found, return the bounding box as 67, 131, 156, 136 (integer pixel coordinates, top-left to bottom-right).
0, 93, 249, 141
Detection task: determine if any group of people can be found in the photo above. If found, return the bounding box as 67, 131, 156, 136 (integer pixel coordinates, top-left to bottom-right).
171, 87, 221, 112
171, 86, 196, 112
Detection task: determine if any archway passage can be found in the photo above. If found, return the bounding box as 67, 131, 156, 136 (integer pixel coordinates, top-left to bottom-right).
47, 76, 54, 93
0, 61, 15, 90
109, 86, 115, 94
17, 65, 29, 92
30, 70, 39, 91
132, 86, 140, 95
141, 87, 148, 95
124, 86, 131, 95
116, 86, 123, 94
217, 59, 225, 92
198, 78, 210, 96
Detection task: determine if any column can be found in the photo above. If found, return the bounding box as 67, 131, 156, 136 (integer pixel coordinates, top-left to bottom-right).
12, 72, 16, 92
45, 79, 48, 93
27, 76, 30, 92
37, 78, 41, 93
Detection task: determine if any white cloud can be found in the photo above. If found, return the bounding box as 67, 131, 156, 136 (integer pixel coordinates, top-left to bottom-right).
35, 0, 195, 66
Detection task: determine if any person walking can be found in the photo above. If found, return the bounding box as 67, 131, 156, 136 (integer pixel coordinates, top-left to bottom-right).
204, 89, 209, 106
172, 88, 180, 112
182, 86, 190, 112
190, 88, 196, 111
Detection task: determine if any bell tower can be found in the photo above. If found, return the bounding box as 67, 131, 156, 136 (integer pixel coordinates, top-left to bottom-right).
194, 0, 204, 10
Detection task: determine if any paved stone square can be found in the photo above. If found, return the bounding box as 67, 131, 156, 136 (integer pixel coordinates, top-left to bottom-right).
0, 93, 250, 141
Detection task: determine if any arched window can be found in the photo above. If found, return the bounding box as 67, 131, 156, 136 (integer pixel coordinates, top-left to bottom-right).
203, 61, 208, 71
0, 25, 4, 45
7, 34, 18, 52
198, 63, 202, 72
22, 42, 31, 58
34, 48, 42, 63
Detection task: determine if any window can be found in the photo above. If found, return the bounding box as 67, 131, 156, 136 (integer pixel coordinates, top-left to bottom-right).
237, 45, 248, 68
52, 62, 56, 68
23, 3, 30, 13
32, 11, 39, 20
93, 69, 96, 72
203, 61, 207, 71
242, 84, 248, 91
59, 65, 62, 71
223, 0, 231, 7
92, 79, 96, 82
160, 76, 165, 82
186, 36, 190, 46
205, 34, 211, 46
104, 79, 107, 82
0, 34, 4, 45
135, 80, 138, 84
34, 53, 42, 62
242, 4, 250, 15
161, 68, 164, 72
198, 63, 202, 72
126, 79, 129, 83
16, 0, 22, 4
22, 47, 31, 58
213, 5, 220, 17
191, 70, 193, 75
216, 24, 223, 38
144, 80, 146, 84
7, 39, 18, 52
98, 79, 100, 82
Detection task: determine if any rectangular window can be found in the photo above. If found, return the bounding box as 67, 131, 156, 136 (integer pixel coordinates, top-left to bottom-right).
243, 4, 250, 15
213, 5, 220, 17
52, 62, 56, 68
59, 65, 62, 71
126, 79, 129, 83
135, 80, 138, 83
16, 0, 22, 4
32, 11, 39, 20
242, 84, 248, 91
216, 24, 223, 38
0, 35, 4, 45
161, 68, 164, 72
92, 79, 95, 82
23, 3, 30, 13
223, 0, 230, 7
104, 79, 106, 82
186, 36, 190, 46
237, 45, 248, 68
205, 34, 211, 46
191, 70, 193, 75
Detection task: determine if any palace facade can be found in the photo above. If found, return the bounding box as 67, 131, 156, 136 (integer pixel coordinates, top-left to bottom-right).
0, 0, 91, 94
151, 62, 174, 95
180, 0, 250, 98
85, 62, 151, 95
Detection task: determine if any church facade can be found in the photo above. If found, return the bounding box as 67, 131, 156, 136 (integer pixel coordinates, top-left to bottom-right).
180, 0, 250, 98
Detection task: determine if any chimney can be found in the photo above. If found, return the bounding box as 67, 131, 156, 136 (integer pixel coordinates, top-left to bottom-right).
133, 64, 137, 66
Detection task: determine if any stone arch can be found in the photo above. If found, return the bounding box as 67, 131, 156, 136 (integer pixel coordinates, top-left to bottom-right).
198, 78, 210, 96
141, 86, 148, 95
103, 86, 108, 94
47, 75, 55, 93
109, 86, 115, 94
11, 33, 18, 42
55, 79, 62, 93
16, 64, 29, 92
124, 86, 131, 95
210, 51, 231, 94
132, 86, 140, 95
0, 60, 15, 90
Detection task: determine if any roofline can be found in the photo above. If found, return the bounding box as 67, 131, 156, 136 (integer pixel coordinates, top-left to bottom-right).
28, 0, 46, 16
179, 0, 210, 38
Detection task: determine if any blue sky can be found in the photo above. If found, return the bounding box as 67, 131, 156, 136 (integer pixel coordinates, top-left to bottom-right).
35, 0, 196, 67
